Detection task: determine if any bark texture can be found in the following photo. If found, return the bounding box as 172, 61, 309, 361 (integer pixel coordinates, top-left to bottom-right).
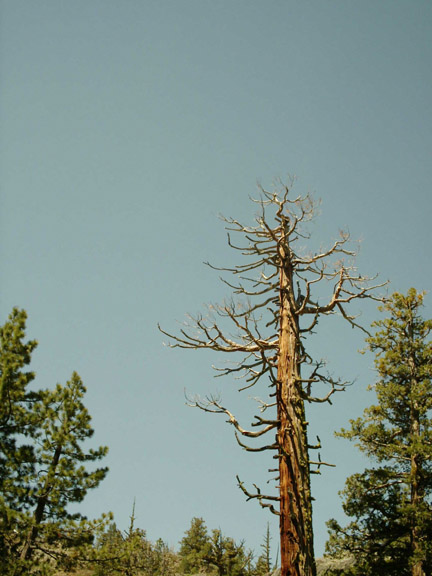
277, 240, 314, 576
161, 185, 382, 576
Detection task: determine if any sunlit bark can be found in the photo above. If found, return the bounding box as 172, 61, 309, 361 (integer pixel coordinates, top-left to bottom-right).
161, 183, 384, 576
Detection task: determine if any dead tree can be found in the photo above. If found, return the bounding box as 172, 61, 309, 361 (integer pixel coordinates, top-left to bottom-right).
160, 184, 385, 576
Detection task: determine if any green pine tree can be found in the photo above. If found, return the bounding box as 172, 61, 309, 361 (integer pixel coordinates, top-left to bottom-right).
93, 502, 179, 576
325, 289, 432, 576
179, 518, 254, 576
0, 308, 38, 574
93, 520, 152, 575
152, 537, 179, 576
18, 372, 109, 569
0, 308, 110, 575
207, 528, 251, 576
179, 517, 213, 574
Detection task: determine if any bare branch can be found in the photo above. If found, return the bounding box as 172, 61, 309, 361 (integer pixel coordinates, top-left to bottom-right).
309, 451, 336, 472
187, 395, 278, 439
252, 397, 277, 413
235, 431, 278, 452
236, 475, 280, 516
308, 436, 322, 450
161, 184, 385, 576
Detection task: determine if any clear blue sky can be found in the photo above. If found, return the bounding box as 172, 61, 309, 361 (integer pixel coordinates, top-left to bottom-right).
1, 0, 431, 559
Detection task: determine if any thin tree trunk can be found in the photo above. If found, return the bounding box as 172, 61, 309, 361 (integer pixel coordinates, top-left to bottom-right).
408, 317, 425, 576
20, 445, 62, 562
277, 253, 315, 576
410, 417, 425, 576
410, 448, 425, 576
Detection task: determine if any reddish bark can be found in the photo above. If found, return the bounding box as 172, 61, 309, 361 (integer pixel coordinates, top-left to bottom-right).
277, 246, 315, 576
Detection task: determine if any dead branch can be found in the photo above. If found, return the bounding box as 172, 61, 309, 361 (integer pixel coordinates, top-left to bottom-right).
235, 431, 278, 452
161, 184, 386, 575
252, 397, 277, 413
158, 318, 278, 353
236, 475, 280, 515
307, 436, 322, 450
186, 395, 278, 439
309, 451, 336, 472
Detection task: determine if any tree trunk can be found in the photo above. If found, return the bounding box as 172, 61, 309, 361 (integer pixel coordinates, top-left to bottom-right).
410, 422, 425, 576
277, 252, 315, 576
408, 319, 426, 576
20, 445, 62, 562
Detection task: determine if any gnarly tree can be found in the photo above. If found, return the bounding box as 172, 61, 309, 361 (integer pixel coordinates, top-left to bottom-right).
160, 184, 384, 576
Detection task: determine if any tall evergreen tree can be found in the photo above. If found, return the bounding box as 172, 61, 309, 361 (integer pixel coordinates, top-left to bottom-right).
0, 308, 38, 573
179, 517, 213, 574
326, 289, 432, 576
161, 185, 383, 576
0, 309, 38, 510
0, 308, 110, 575
18, 372, 109, 567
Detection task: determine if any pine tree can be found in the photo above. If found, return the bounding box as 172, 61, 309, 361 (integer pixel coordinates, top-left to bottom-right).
326, 289, 432, 576
178, 518, 253, 576
161, 185, 383, 576
94, 508, 154, 576
153, 537, 180, 576
18, 372, 109, 568
255, 523, 274, 576
179, 517, 213, 574
93, 501, 180, 576
0, 308, 110, 575
207, 528, 252, 576
0, 308, 39, 573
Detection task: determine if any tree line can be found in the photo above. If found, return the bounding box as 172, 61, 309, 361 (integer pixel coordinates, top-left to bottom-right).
1, 185, 431, 576
0, 307, 275, 576
0, 308, 110, 575
89, 514, 276, 576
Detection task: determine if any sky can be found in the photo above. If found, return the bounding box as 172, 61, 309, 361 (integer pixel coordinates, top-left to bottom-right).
1, 0, 432, 560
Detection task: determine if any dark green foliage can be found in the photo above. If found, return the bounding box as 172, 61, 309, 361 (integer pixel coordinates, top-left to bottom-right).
0, 308, 271, 575
0, 308, 38, 516
0, 308, 39, 574
325, 289, 432, 575
27, 374, 108, 520
0, 308, 110, 575
18, 373, 110, 567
